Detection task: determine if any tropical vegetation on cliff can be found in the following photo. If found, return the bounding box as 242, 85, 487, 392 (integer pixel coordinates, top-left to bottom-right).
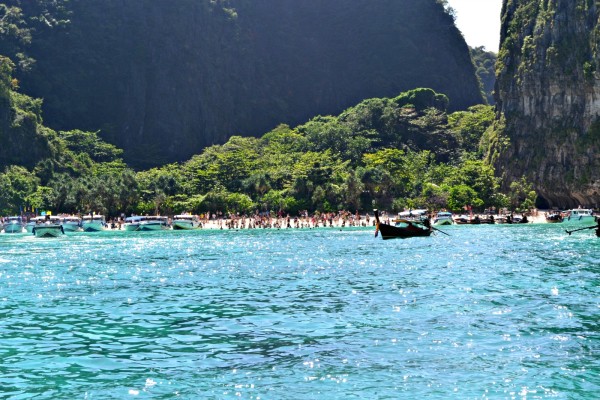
0, 55, 536, 217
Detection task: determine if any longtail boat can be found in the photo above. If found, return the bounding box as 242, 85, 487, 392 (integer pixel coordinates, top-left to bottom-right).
374, 209, 432, 240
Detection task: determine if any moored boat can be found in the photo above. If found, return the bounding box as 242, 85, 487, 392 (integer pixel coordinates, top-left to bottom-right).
172, 214, 201, 230
2, 216, 25, 233
374, 209, 432, 240
433, 211, 453, 226
478, 215, 495, 224
32, 216, 64, 238
60, 215, 82, 232
453, 214, 471, 224
123, 216, 143, 231
507, 214, 529, 224
81, 214, 106, 232
545, 212, 563, 223
138, 216, 169, 231
564, 208, 594, 224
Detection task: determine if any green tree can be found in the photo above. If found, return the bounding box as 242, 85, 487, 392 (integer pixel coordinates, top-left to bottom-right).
470, 46, 497, 105
0, 165, 39, 214
59, 130, 124, 163
393, 88, 449, 112
447, 184, 482, 212
444, 159, 499, 207
298, 115, 373, 165
448, 105, 495, 154
508, 176, 537, 212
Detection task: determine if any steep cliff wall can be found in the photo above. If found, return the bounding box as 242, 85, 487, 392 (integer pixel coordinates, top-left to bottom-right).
10, 0, 482, 168
495, 0, 600, 208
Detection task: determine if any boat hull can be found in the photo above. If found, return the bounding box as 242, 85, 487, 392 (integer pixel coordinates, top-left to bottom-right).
33, 225, 64, 238
433, 219, 452, 226
374, 210, 431, 240
62, 222, 81, 232
172, 221, 198, 230
377, 222, 432, 239
124, 223, 141, 232
82, 222, 105, 232
138, 222, 168, 231
563, 215, 595, 224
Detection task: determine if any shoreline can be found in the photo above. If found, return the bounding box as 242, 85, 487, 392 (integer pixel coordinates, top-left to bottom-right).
2, 209, 591, 234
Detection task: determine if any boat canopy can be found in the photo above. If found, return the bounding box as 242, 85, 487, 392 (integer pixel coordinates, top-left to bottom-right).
83, 215, 105, 221
174, 215, 195, 220
398, 209, 428, 217
32, 215, 60, 222
142, 216, 168, 221
569, 209, 593, 216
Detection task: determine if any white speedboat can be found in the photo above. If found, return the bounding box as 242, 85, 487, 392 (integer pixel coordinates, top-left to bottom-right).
26, 216, 45, 233
138, 216, 169, 231
32, 216, 64, 238
60, 215, 82, 232
2, 216, 25, 233
172, 214, 200, 230
81, 214, 106, 232
564, 208, 595, 224
123, 216, 143, 231
433, 211, 453, 226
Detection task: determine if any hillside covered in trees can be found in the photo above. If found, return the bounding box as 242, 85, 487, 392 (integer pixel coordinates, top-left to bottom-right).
1, 0, 483, 168
1, 51, 535, 218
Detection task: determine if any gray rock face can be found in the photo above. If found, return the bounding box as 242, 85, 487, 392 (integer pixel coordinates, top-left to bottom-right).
495, 0, 600, 208
19, 0, 482, 168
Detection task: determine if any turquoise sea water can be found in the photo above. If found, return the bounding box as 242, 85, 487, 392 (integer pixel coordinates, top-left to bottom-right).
0, 224, 598, 399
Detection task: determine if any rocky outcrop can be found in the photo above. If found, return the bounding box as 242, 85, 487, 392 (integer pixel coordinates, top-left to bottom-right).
495, 0, 600, 208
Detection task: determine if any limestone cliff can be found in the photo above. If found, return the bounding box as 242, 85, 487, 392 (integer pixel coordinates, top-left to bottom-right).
9, 0, 482, 168
495, 0, 600, 208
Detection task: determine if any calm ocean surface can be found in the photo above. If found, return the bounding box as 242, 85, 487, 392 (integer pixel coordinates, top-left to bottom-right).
0, 223, 598, 399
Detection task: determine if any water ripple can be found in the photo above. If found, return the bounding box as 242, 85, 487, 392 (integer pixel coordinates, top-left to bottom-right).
0, 225, 598, 398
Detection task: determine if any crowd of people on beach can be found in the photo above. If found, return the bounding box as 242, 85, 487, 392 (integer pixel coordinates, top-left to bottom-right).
1, 210, 379, 231
4, 207, 596, 232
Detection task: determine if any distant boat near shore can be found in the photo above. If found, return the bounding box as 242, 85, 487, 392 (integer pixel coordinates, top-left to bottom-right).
61, 215, 82, 232
123, 216, 143, 231
172, 215, 201, 230
374, 209, 432, 240
563, 208, 595, 224
82, 214, 106, 232
31, 216, 65, 238
138, 216, 169, 231
545, 213, 563, 223
433, 211, 453, 226
2, 216, 25, 233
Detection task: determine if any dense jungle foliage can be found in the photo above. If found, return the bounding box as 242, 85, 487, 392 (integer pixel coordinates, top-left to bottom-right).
470, 46, 497, 105
0, 56, 535, 217
0, 0, 483, 168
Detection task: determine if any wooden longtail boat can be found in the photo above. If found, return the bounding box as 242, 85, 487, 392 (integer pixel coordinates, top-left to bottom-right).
545, 213, 563, 223
374, 209, 432, 240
